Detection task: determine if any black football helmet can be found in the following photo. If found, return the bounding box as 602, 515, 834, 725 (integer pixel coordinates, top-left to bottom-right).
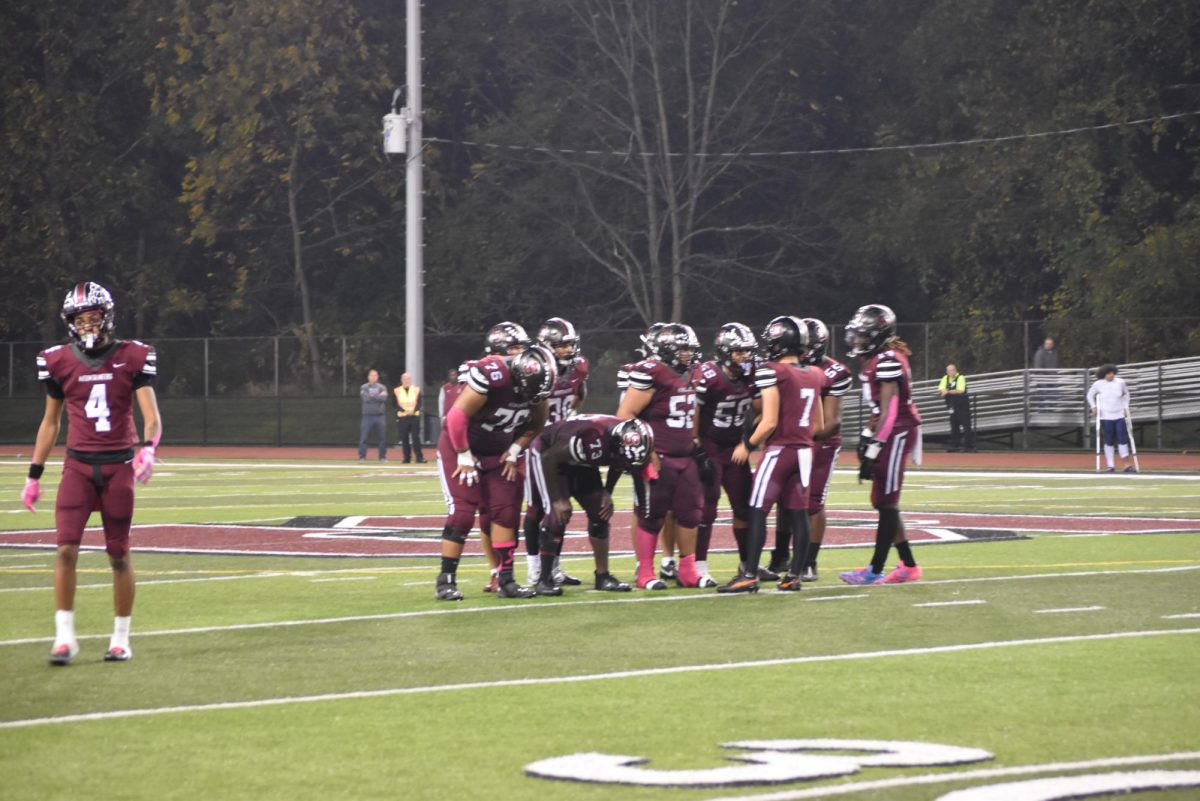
484, 321, 531, 356
536, 317, 580, 367
844, 304, 897, 357
638, 322, 669, 359
761, 316, 809, 361
713, 322, 758, 372
61, 282, 115, 350
654, 323, 697, 373
608, 418, 654, 469
801, 318, 831, 365
510, 344, 559, 403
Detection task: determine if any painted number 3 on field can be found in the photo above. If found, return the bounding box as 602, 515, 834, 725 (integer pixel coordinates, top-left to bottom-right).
524, 738, 1200, 799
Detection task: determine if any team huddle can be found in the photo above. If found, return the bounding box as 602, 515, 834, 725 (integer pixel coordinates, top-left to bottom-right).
21, 281, 925, 665
433, 305, 924, 601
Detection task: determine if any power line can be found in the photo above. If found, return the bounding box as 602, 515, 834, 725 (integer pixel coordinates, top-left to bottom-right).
425, 109, 1200, 159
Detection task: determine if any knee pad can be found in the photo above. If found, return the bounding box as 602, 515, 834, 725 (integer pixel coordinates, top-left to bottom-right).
441, 523, 469, 545
587, 519, 610, 541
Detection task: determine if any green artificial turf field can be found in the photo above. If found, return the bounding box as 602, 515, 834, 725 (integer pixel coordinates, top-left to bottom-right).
1, 458, 1198, 800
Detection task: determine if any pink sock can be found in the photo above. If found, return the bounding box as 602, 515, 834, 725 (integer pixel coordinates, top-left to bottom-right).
635, 528, 658, 583
677, 554, 699, 587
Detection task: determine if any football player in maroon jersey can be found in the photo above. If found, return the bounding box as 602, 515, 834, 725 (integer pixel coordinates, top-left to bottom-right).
22, 283, 162, 665
720, 316, 824, 593
437, 343, 556, 600
527, 416, 654, 594
692, 323, 759, 587
767, 318, 853, 581
617, 323, 706, 590
522, 318, 590, 587
839, 304, 924, 585
449, 322, 533, 594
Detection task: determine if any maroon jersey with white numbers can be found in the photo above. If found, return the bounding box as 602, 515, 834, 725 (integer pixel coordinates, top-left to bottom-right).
812, 355, 853, 447
546, 355, 589, 424
464, 355, 541, 455
627, 359, 695, 457
858, 348, 922, 427
534, 414, 622, 467
39, 341, 156, 453
753, 360, 822, 448
695, 360, 756, 448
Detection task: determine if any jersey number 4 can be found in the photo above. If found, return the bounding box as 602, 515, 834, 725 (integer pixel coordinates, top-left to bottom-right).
85, 383, 112, 433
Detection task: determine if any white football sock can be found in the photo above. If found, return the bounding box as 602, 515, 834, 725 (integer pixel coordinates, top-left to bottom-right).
111, 615, 131, 649
1118, 444, 1130, 458
1104, 445, 1115, 467
54, 609, 76, 645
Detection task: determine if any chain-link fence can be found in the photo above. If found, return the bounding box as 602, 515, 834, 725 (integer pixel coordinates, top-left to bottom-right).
2, 317, 1197, 446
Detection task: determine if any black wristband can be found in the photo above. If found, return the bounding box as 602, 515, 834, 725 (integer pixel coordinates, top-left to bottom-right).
28, 463, 45, 480
741, 433, 758, 452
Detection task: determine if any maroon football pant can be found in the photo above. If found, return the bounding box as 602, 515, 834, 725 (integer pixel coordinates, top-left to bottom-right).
701, 442, 752, 526
870, 425, 917, 509
55, 457, 135, 557
807, 441, 842, 515
749, 445, 813, 513
436, 434, 524, 535
634, 454, 703, 533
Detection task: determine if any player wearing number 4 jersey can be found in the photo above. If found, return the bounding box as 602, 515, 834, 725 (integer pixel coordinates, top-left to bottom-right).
840, 304, 924, 586
23, 282, 162, 666
436, 343, 556, 601
720, 316, 824, 593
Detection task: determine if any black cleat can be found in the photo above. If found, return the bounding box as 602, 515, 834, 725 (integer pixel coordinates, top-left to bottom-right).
435, 572, 464, 601
767, 552, 790, 576
801, 564, 819, 582
777, 573, 803, 592
595, 572, 632, 592
717, 574, 760, 594
497, 580, 537, 599
534, 579, 563, 596
553, 568, 582, 586
757, 565, 781, 582
659, 559, 677, 581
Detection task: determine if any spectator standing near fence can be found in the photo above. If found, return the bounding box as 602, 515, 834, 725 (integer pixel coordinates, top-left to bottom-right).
938, 364, 975, 452
394, 372, 425, 463
1087, 364, 1135, 473
1032, 337, 1059, 412
358, 369, 388, 462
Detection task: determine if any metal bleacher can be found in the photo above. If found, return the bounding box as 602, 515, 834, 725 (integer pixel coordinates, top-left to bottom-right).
844, 356, 1200, 450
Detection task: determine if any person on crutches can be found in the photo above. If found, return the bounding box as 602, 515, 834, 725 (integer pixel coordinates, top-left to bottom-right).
1086, 364, 1135, 473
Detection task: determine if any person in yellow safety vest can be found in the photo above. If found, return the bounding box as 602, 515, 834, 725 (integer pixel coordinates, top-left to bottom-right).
938, 364, 975, 452
394, 372, 426, 463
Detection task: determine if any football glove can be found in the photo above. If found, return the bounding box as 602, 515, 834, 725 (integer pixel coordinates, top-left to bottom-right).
857, 431, 883, 482
692, 441, 716, 486
22, 478, 41, 512
455, 450, 480, 486
132, 444, 157, 485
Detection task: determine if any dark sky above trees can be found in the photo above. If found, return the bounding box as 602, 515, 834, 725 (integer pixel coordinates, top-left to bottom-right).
2, 0, 1197, 353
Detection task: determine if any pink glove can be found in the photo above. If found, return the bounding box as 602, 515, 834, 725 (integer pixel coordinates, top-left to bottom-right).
132, 445, 157, 485
22, 478, 41, 512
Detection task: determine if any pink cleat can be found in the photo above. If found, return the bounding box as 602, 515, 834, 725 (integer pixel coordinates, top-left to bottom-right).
839, 567, 886, 585
881, 564, 923, 584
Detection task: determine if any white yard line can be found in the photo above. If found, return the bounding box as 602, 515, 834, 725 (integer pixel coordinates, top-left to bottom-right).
0, 627, 1196, 730
0, 573, 286, 594
1034, 606, 1106, 614
309, 576, 377, 583
0, 564, 1196, 647
913, 600, 987, 608
1162, 612, 1200, 620
804, 595, 868, 602
704, 752, 1200, 801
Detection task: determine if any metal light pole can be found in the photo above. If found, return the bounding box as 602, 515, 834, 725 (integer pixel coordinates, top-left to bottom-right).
404, 0, 424, 391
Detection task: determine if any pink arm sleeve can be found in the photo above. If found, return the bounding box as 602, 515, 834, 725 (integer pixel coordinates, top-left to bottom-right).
446, 406, 470, 452
874, 394, 900, 442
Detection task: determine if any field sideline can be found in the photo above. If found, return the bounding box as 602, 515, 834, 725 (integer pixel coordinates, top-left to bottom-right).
1, 454, 1198, 800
